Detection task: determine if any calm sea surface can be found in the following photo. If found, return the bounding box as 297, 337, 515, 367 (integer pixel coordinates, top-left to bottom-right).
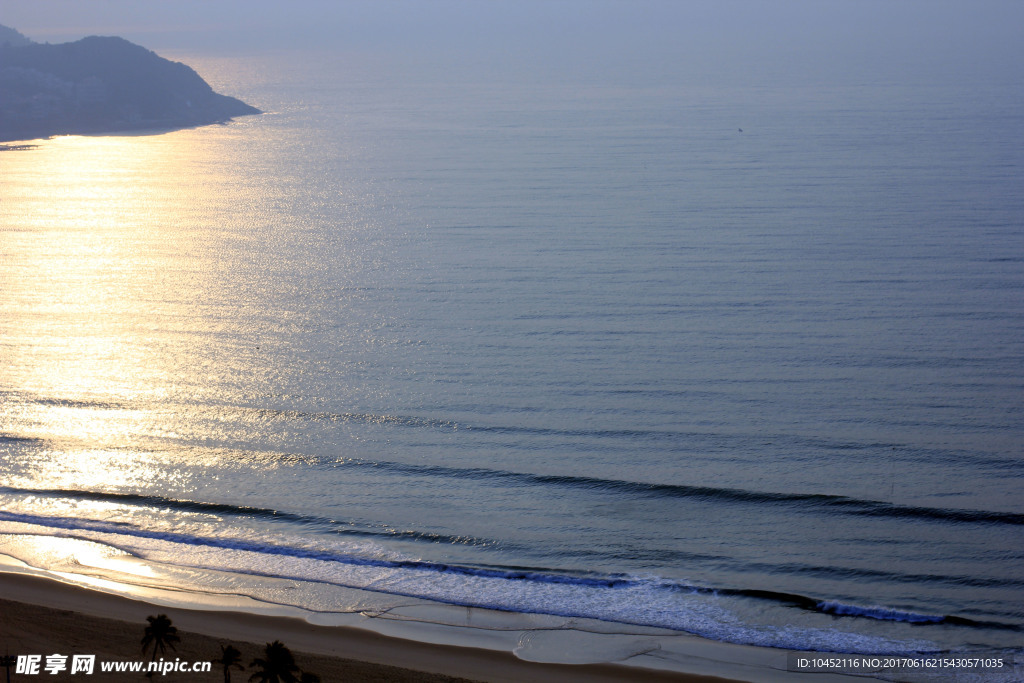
2, 52, 1023, 673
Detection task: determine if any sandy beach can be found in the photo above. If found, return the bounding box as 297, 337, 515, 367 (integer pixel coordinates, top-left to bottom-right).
0, 572, 743, 683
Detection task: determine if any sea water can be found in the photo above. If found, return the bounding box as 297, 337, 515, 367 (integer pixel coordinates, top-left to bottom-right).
1, 50, 1022, 678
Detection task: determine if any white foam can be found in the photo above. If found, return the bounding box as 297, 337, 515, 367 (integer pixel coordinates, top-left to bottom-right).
0, 521, 969, 659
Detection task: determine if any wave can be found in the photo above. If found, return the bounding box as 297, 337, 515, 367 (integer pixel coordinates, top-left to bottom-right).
164, 456, 1021, 528
5, 488, 1020, 596
333, 460, 1024, 527
0, 486, 501, 550
0, 508, 627, 587
0, 509, 1020, 639
813, 601, 1023, 632
667, 587, 1022, 632
0, 486, 308, 522
817, 601, 945, 624
0, 433, 46, 445
9, 394, 1021, 476
4, 456, 1024, 543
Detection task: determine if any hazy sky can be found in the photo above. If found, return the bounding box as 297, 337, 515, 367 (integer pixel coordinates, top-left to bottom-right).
3, 0, 1023, 85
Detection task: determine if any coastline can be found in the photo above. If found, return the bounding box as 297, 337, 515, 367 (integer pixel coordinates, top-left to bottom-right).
0, 570, 885, 683
0, 571, 745, 683
0, 119, 249, 145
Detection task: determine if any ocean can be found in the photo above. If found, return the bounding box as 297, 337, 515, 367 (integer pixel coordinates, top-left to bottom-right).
1, 49, 1022, 679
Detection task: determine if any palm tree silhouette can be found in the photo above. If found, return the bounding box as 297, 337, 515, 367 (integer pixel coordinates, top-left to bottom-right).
218, 644, 244, 683
140, 614, 180, 672
248, 641, 299, 683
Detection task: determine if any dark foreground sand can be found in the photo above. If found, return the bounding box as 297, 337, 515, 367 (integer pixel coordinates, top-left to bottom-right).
0, 573, 738, 683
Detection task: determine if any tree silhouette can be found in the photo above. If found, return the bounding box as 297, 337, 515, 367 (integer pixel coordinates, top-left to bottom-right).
0, 654, 14, 683
218, 644, 244, 683
140, 614, 180, 671
248, 641, 299, 683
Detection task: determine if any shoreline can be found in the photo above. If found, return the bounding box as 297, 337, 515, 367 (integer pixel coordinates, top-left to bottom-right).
0, 119, 249, 146
0, 571, 749, 682
0, 569, 882, 683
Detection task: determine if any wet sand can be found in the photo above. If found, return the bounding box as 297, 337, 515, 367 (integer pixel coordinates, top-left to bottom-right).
0, 572, 740, 682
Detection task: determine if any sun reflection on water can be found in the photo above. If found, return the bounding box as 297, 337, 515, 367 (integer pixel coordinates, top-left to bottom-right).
5, 135, 210, 400
7, 446, 189, 495
0, 534, 156, 579
1, 130, 263, 496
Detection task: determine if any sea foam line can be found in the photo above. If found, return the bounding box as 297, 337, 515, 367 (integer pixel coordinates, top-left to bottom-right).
0, 510, 1017, 637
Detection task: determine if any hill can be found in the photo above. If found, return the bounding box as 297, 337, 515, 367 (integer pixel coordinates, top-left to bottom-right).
0, 24, 33, 47
0, 27, 260, 141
